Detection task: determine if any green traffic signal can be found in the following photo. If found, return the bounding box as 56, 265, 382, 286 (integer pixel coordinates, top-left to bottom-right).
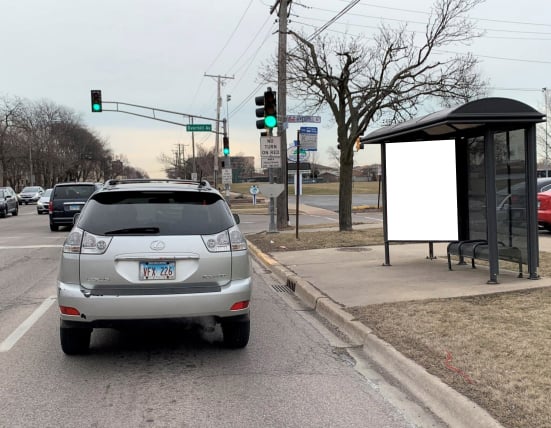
90, 90, 102, 113
223, 136, 230, 156
264, 115, 277, 128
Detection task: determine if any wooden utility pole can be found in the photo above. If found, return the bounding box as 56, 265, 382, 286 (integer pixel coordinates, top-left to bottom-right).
271, 0, 290, 229
204, 73, 234, 188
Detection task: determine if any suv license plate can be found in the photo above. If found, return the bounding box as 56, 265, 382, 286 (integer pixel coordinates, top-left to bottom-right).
68, 205, 81, 211
139, 261, 176, 280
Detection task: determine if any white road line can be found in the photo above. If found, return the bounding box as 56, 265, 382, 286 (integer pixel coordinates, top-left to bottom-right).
0, 296, 57, 352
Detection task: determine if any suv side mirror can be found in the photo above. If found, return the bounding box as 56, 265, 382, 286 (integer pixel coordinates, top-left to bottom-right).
233, 213, 240, 225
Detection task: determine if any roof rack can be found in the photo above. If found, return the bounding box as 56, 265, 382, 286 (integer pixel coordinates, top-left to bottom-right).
103, 178, 212, 189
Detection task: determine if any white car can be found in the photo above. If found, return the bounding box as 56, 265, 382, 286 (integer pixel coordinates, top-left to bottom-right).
36, 188, 52, 214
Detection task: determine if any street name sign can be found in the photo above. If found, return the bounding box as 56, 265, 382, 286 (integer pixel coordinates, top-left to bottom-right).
186, 124, 212, 132
286, 115, 321, 123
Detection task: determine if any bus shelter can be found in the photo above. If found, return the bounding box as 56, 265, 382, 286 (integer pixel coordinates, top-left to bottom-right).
361, 98, 545, 283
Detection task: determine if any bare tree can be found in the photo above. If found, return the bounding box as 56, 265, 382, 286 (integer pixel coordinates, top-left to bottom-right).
278, 0, 487, 230
0, 96, 25, 187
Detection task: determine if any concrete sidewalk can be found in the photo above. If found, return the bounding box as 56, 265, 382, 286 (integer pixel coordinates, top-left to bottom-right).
247, 202, 551, 428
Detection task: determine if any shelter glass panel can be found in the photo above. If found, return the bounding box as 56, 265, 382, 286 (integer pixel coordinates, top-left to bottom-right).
495, 130, 527, 261
467, 136, 486, 239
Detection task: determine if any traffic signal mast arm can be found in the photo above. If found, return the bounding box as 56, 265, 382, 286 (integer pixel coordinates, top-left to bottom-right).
90, 94, 227, 135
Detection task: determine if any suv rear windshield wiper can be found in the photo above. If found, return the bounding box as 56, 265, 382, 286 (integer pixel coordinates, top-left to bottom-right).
104, 227, 160, 235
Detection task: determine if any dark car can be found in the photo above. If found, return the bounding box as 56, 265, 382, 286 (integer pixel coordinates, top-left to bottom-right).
0, 187, 19, 218
49, 182, 101, 231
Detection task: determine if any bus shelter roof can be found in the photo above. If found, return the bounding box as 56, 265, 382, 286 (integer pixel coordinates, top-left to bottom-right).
361, 97, 545, 144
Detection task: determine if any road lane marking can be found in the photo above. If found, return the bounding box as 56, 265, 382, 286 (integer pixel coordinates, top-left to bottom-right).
0, 296, 57, 352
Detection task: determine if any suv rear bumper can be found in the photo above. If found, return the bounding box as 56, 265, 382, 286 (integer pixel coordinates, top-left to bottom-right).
57, 277, 252, 323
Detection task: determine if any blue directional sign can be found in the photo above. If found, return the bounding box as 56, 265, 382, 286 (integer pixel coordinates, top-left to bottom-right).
299, 126, 318, 134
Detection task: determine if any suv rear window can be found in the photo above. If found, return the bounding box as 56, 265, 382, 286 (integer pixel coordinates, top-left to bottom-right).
77, 190, 234, 236
54, 185, 97, 200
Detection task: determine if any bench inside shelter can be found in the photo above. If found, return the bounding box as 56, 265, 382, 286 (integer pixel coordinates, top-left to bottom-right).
447, 240, 523, 277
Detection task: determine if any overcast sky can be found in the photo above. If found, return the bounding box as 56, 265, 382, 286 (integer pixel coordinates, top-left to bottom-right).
1, 0, 549, 177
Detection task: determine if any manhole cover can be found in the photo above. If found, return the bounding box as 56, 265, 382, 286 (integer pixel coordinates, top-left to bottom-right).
337, 247, 372, 252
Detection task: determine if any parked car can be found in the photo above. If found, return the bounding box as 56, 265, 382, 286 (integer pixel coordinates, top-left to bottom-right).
538, 190, 551, 231
18, 186, 44, 205
36, 188, 53, 214
49, 182, 101, 231
0, 186, 19, 218
57, 178, 251, 354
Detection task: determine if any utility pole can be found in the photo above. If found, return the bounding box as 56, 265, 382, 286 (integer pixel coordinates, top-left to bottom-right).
544, 88, 549, 177
190, 117, 197, 179
271, 0, 290, 229
205, 73, 234, 188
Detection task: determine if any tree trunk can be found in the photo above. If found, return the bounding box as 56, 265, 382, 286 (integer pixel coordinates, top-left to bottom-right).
338, 147, 354, 231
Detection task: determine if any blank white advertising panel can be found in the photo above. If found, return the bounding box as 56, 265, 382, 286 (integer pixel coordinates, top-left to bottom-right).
385, 140, 458, 241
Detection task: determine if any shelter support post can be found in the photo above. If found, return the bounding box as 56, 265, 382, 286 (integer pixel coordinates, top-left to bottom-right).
381, 144, 391, 266
526, 125, 540, 279
484, 129, 499, 284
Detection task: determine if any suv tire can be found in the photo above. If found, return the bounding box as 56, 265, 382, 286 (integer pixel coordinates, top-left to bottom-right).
221, 317, 250, 349
12, 205, 18, 216
60, 327, 92, 355
50, 223, 59, 231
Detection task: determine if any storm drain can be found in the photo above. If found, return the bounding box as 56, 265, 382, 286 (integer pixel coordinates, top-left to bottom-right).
286, 278, 297, 292
271, 284, 293, 293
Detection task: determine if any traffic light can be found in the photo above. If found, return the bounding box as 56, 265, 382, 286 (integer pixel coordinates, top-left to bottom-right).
255, 87, 277, 130
91, 90, 102, 112
355, 137, 364, 151
263, 89, 277, 129
223, 136, 230, 156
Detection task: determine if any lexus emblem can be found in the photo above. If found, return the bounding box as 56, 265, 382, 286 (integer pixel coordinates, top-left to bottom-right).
150, 240, 165, 251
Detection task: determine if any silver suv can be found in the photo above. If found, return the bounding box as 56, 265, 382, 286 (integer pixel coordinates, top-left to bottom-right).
57, 179, 251, 354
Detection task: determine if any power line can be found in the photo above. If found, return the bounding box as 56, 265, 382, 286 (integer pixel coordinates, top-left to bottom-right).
336, 0, 551, 28
204, 0, 255, 73
296, 6, 551, 36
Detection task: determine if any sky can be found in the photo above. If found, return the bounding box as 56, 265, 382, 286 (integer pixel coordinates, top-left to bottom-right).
1, 0, 550, 177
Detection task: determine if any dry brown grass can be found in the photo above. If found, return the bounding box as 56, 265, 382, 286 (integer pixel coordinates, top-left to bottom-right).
246, 229, 551, 428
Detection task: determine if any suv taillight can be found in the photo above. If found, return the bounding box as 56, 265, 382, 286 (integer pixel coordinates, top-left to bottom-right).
63, 228, 112, 254
48, 200, 53, 213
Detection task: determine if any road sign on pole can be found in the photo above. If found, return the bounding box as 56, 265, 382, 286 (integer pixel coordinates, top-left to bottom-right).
186, 124, 212, 132
299, 126, 318, 150
286, 115, 321, 123
260, 136, 282, 168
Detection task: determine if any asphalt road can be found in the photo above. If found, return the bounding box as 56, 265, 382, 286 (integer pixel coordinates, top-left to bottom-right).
0, 204, 429, 427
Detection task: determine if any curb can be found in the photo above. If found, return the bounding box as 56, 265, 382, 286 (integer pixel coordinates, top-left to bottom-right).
247, 241, 504, 428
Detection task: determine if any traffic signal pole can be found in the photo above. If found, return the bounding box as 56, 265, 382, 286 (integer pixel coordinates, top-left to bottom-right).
275, 0, 290, 230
